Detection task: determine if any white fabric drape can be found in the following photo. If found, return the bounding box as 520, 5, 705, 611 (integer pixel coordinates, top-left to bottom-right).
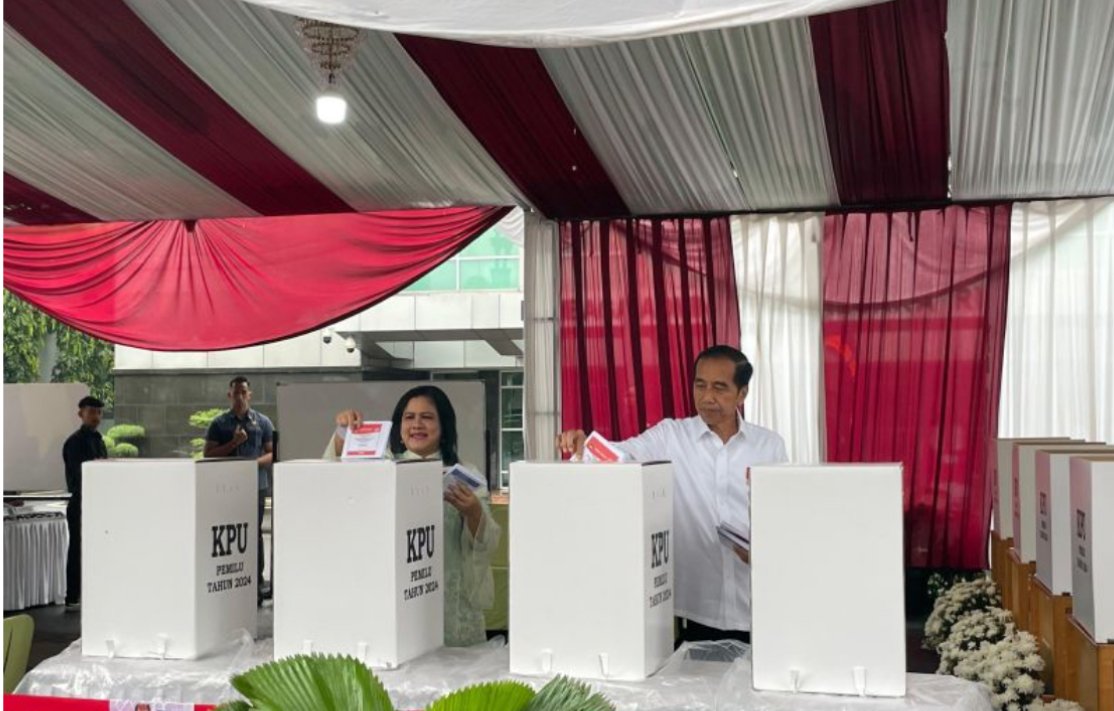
731, 213, 825, 463
999, 198, 1114, 443
496, 208, 525, 247
541, 38, 748, 215
540, 20, 837, 214
948, 0, 1114, 199
126, 0, 526, 211
242, 0, 886, 48
4, 514, 69, 610
523, 213, 560, 459
681, 23, 839, 210
3, 27, 254, 221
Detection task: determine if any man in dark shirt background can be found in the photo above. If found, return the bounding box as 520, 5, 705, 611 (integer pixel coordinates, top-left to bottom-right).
205, 376, 274, 605
62, 395, 108, 610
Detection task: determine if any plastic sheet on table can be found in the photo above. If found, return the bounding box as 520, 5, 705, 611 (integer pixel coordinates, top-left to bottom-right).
15, 630, 263, 705
714, 657, 994, 711
16, 631, 992, 711
377, 636, 514, 709
582, 640, 749, 711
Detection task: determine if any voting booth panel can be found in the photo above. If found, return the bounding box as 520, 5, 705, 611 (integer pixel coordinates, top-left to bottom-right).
1070, 456, 1114, 645
509, 461, 674, 681
1013, 442, 1088, 564
995, 438, 1074, 539
750, 464, 906, 697
82, 459, 258, 659
1035, 446, 1113, 595
273, 459, 444, 667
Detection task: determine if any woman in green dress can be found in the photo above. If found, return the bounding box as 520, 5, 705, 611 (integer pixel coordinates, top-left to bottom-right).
325, 385, 499, 647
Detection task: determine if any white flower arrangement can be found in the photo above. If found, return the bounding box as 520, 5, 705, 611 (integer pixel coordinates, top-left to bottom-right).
927, 571, 984, 602
1028, 699, 1083, 711
937, 607, 1015, 674
924, 576, 1002, 650
951, 630, 1044, 711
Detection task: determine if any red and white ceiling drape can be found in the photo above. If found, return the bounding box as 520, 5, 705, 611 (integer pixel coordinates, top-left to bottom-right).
5, 0, 1113, 226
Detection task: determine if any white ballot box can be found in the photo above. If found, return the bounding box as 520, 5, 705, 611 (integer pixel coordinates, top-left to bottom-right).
1070, 455, 1114, 643
82, 459, 258, 659
509, 461, 673, 681
995, 438, 1073, 538
273, 459, 444, 667
1014, 442, 1090, 563
1035, 446, 1112, 594
750, 464, 905, 697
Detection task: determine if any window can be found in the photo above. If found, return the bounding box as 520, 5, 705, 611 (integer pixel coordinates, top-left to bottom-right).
498, 370, 524, 488
459, 258, 519, 290
405, 227, 522, 293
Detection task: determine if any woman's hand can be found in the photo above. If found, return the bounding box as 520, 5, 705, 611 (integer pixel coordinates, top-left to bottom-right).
335, 409, 363, 429
332, 409, 363, 456
444, 482, 483, 536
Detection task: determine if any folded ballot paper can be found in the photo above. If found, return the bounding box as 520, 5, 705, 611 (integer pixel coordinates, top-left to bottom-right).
579, 431, 630, 463
340, 421, 392, 460
716, 522, 750, 552
445, 464, 485, 490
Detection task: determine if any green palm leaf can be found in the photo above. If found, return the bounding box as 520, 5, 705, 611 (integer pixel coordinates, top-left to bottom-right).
222, 654, 394, 711
425, 680, 535, 711
525, 676, 615, 711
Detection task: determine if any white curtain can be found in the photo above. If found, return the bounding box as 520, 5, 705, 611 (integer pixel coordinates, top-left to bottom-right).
540, 19, 837, 214
731, 213, 824, 463
680, 23, 838, 210
523, 213, 560, 459
541, 37, 748, 215
948, 0, 1114, 199
999, 198, 1114, 443
242, 0, 886, 48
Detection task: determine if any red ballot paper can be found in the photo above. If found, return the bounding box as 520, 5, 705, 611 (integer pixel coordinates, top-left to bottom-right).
582, 431, 626, 463
341, 421, 392, 459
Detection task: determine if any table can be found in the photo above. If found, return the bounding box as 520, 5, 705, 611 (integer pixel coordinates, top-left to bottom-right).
4, 505, 68, 610
18, 621, 993, 711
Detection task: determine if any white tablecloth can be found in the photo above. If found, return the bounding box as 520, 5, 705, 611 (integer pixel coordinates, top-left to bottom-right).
18, 628, 992, 711
4, 509, 69, 610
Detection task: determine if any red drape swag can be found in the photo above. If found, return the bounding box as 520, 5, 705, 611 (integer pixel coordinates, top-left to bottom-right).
822, 204, 1011, 568
3, 207, 509, 350
560, 217, 740, 440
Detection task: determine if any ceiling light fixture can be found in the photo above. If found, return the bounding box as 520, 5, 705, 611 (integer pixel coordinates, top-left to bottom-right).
295, 17, 362, 126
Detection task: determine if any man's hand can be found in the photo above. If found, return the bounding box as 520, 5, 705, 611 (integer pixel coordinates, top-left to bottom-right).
335, 409, 363, 431
231, 426, 248, 446
732, 544, 750, 565
555, 430, 587, 458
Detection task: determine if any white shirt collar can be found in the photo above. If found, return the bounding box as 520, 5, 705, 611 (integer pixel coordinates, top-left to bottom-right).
691, 412, 747, 442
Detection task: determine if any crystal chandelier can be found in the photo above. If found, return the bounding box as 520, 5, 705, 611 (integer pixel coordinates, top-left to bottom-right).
294, 17, 362, 125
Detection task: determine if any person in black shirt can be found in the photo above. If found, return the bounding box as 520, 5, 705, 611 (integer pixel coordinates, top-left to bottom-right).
62, 395, 108, 610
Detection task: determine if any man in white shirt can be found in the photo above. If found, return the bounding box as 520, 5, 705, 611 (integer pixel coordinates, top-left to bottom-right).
557, 345, 787, 642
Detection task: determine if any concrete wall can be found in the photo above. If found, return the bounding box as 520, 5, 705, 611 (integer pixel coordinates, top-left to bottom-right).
114, 292, 525, 373
115, 329, 361, 372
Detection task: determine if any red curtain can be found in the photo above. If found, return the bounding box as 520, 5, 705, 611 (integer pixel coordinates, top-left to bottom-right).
809, 0, 950, 205
822, 205, 1011, 568
3, 207, 508, 350
560, 217, 740, 440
